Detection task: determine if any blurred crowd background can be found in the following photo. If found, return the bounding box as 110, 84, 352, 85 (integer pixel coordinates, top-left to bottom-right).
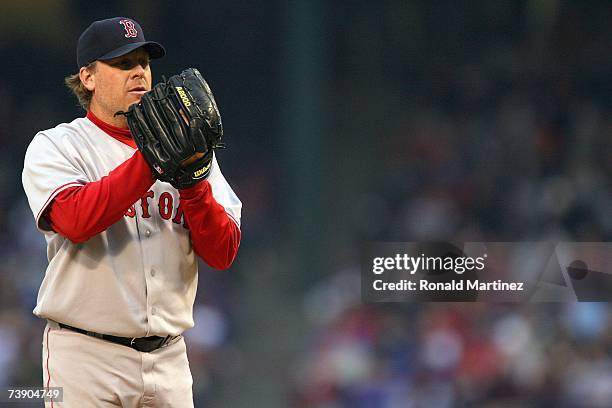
1, 1, 612, 407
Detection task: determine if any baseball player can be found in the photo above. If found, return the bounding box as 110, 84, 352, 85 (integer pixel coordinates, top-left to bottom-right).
21, 17, 241, 407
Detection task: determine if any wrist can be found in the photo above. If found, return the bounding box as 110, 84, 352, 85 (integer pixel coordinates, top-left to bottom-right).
178, 180, 209, 199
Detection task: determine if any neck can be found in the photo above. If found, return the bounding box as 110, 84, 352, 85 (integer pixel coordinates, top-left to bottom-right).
86, 110, 135, 148
86, 111, 130, 135
89, 103, 129, 129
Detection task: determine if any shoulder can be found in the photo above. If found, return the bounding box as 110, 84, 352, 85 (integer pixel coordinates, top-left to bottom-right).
30, 117, 93, 144
25, 117, 95, 154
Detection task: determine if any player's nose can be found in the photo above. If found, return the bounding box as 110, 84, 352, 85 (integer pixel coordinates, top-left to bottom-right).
130, 64, 146, 79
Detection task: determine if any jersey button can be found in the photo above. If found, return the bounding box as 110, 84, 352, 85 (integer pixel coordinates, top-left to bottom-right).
150, 268, 156, 277
145, 229, 151, 237
151, 307, 157, 315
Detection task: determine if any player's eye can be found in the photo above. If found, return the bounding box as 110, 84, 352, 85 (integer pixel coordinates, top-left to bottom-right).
109, 59, 134, 70
109, 56, 149, 70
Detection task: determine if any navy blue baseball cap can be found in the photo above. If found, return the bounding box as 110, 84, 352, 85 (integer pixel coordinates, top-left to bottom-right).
77, 17, 165, 68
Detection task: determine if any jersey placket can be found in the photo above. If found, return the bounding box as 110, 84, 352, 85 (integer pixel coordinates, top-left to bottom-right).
135, 201, 161, 337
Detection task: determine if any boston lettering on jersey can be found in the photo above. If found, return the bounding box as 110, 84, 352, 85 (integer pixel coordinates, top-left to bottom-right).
125, 189, 188, 227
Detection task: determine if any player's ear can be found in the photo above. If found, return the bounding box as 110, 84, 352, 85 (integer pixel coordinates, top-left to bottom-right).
79, 65, 95, 92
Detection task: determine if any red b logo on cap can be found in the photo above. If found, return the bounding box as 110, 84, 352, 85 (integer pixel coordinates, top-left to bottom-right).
119, 19, 138, 38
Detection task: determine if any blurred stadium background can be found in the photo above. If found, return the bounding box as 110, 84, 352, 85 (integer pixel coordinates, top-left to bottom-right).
1, 1, 612, 407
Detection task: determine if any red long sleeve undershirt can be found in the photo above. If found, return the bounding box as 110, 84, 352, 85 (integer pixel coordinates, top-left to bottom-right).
44, 111, 240, 270
179, 181, 241, 269
45, 150, 155, 243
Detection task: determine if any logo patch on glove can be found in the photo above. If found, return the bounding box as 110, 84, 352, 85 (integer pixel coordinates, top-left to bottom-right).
154, 164, 164, 174
193, 161, 212, 178
175, 87, 192, 107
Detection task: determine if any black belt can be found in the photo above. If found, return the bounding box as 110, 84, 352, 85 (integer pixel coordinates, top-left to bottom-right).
58, 323, 177, 353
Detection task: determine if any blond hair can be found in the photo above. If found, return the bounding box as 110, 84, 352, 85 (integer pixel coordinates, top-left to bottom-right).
64, 62, 97, 110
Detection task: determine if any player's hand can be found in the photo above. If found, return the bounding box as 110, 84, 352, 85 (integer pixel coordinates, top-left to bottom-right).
181, 152, 206, 167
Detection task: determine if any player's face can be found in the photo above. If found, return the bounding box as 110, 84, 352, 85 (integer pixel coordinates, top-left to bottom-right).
86, 48, 152, 127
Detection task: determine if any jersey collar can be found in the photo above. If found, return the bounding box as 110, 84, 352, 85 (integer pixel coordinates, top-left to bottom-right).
86, 111, 136, 149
